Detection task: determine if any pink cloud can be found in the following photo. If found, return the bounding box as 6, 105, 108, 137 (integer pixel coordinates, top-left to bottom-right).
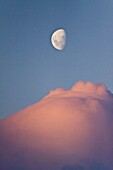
0, 81, 113, 170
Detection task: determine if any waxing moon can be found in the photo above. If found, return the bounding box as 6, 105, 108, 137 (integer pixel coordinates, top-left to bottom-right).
51, 29, 66, 50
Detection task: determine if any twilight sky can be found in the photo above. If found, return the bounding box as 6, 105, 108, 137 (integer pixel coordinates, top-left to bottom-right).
0, 81, 113, 169
1, 0, 113, 118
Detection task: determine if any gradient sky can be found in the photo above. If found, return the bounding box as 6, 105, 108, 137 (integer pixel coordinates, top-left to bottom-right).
1, 0, 113, 118
1, 81, 113, 169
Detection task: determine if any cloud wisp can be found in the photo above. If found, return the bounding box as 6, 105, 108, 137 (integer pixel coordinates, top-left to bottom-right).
0, 81, 113, 170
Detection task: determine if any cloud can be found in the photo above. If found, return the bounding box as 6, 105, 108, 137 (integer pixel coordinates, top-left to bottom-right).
48, 81, 112, 99
0, 81, 113, 170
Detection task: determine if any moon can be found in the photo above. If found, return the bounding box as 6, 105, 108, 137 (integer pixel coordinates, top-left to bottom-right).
51, 29, 66, 50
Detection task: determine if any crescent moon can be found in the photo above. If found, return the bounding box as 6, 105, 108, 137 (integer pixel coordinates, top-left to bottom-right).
51, 29, 66, 50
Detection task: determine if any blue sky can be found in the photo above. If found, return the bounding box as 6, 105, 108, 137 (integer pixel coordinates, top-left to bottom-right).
1, 0, 113, 118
